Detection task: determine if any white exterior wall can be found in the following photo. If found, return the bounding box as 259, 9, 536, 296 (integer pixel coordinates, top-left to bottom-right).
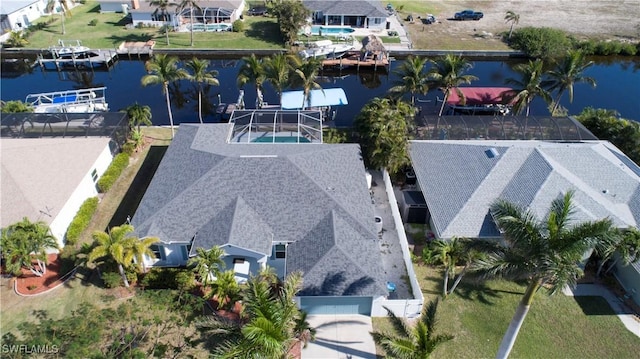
144, 242, 189, 267
5, 1, 44, 30
49, 142, 113, 248
99, 2, 128, 13
131, 12, 169, 27
367, 17, 387, 29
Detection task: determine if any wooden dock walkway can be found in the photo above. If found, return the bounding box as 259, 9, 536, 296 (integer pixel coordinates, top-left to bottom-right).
37, 50, 119, 70
322, 52, 390, 71
116, 40, 156, 59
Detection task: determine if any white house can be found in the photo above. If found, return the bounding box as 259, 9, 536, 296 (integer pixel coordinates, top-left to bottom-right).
303, 0, 389, 30
128, 0, 245, 28
1, 137, 115, 248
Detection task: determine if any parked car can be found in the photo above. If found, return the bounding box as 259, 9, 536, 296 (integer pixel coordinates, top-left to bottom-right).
454, 9, 483, 21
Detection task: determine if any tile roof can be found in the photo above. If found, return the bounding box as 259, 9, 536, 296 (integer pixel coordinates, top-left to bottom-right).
132, 124, 387, 296
303, 0, 388, 17
409, 140, 640, 239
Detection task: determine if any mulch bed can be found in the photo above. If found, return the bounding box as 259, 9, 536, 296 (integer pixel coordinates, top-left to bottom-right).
11, 253, 67, 295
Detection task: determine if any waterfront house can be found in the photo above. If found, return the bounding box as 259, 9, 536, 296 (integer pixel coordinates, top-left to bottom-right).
0, 0, 66, 42
0, 112, 126, 247
406, 139, 640, 304
132, 121, 389, 315
303, 0, 389, 30
127, 0, 244, 28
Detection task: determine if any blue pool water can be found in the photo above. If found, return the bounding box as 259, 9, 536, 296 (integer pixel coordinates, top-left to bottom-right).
310, 25, 355, 36
188, 23, 231, 32
253, 136, 311, 143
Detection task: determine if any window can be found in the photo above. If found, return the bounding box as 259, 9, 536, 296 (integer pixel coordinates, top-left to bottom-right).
150, 245, 164, 260
91, 169, 98, 182
275, 244, 286, 259
233, 258, 245, 264
180, 246, 188, 260
374, 18, 382, 24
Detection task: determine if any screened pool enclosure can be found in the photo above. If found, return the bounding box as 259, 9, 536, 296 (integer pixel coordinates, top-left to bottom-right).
228, 110, 323, 144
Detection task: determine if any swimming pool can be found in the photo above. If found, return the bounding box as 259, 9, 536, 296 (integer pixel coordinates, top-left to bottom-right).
252, 136, 311, 143
310, 25, 355, 36
187, 23, 232, 32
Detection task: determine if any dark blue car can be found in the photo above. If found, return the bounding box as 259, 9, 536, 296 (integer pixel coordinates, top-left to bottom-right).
454, 10, 484, 21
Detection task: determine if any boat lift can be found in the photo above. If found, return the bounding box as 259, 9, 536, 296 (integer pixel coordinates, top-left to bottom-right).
25, 87, 109, 113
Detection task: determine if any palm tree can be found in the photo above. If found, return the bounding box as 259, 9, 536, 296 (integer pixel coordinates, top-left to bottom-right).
141, 54, 188, 138
504, 11, 520, 40
544, 50, 596, 115
355, 98, 414, 175
46, 0, 66, 35
293, 58, 323, 109
209, 270, 242, 310
370, 299, 453, 359
264, 54, 294, 106
428, 54, 478, 116
88, 225, 139, 288
504, 59, 551, 116
0, 218, 58, 277
188, 246, 225, 287
203, 271, 309, 358
388, 56, 430, 105
185, 58, 219, 123
237, 54, 265, 108
595, 227, 640, 277
130, 236, 160, 273
475, 191, 615, 359
433, 237, 469, 298
150, 0, 176, 45
177, 0, 202, 47
5, 31, 29, 48
125, 102, 152, 132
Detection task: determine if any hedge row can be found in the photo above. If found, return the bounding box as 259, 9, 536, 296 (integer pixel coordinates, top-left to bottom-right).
97, 153, 130, 193
509, 27, 640, 58
64, 197, 99, 246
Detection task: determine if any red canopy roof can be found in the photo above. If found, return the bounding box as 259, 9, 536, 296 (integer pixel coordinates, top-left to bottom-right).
446, 87, 514, 106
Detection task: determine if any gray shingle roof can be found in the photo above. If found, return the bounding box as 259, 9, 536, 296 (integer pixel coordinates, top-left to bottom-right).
303, 0, 387, 17
409, 140, 640, 239
132, 124, 387, 297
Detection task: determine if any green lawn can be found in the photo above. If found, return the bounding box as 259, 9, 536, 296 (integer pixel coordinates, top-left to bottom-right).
0, 127, 173, 336
24, 1, 284, 50
373, 265, 640, 358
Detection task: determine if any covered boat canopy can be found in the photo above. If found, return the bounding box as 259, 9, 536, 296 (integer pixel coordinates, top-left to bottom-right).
280, 88, 348, 109
447, 87, 514, 106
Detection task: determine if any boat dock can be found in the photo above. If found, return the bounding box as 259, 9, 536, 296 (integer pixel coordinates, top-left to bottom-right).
37, 50, 119, 70
321, 51, 390, 71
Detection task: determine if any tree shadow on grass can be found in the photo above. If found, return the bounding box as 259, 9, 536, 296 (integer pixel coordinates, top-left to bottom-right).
451, 275, 524, 305
573, 296, 632, 315
105, 16, 131, 27
106, 33, 155, 46
244, 20, 282, 45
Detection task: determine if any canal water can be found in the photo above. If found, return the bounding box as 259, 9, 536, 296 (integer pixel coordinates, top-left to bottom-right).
1, 56, 638, 126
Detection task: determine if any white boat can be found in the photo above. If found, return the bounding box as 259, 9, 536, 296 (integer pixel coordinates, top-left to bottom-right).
26, 87, 109, 113
49, 40, 93, 59
299, 40, 354, 59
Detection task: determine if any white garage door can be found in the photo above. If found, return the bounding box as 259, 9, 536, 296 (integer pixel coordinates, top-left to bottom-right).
299, 296, 372, 315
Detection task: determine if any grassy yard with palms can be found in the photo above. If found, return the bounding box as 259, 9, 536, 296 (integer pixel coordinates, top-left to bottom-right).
23, 1, 284, 50
373, 264, 640, 358
0, 127, 173, 335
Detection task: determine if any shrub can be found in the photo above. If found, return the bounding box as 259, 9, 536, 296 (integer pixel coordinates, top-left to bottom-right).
125, 269, 138, 285
121, 141, 135, 155
88, 19, 98, 26
65, 197, 99, 245
27, 285, 38, 291
96, 153, 130, 193
102, 272, 122, 288
141, 268, 195, 291
59, 247, 79, 275
232, 19, 244, 32
509, 27, 571, 59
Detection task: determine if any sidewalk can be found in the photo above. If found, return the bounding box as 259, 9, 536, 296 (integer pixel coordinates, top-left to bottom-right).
563, 284, 640, 338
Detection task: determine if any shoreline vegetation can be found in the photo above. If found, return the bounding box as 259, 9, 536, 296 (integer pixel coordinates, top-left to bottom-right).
1, 1, 638, 58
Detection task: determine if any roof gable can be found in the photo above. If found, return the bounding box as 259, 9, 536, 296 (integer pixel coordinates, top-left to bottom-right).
410, 140, 640, 239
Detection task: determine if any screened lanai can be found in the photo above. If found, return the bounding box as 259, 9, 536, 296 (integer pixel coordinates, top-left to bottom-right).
228, 110, 323, 144
1, 112, 129, 148
177, 7, 234, 25
415, 115, 598, 141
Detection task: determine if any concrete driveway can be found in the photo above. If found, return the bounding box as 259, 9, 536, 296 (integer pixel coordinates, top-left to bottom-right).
302, 315, 377, 359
